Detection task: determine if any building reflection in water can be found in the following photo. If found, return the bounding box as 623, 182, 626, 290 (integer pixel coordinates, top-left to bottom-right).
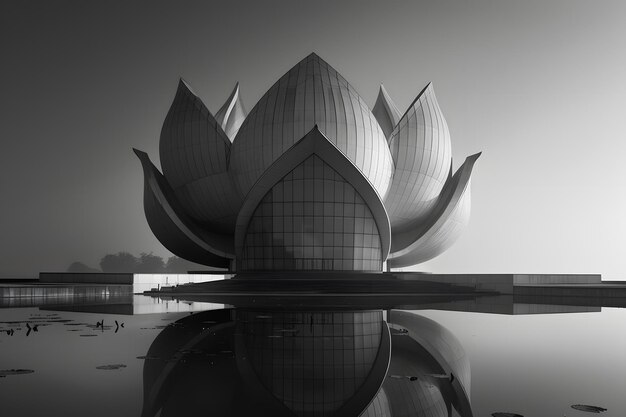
141, 309, 472, 417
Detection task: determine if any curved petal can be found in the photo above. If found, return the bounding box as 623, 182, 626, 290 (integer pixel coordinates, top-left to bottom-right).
134, 148, 234, 268
386, 311, 473, 417
159, 79, 242, 233
214, 82, 247, 140
384, 83, 453, 233
140, 310, 235, 417
234, 126, 391, 272
230, 52, 393, 199
372, 84, 401, 140
388, 153, 480, 268
359, 387, 392, 417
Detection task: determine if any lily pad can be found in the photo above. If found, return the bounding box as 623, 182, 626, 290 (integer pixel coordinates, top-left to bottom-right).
0, 369, 35, 377
137, 355, 161, 360
96, 364, 127, 370
571, 404, 607, 413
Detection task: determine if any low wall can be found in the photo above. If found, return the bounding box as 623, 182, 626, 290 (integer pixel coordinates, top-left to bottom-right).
391, 273, 515, 294
0, 284, 132, 308
512, 274, 601, 285
132, 274, 231, 293
405, 295, 601, 315
39, 272, 133, 284
37, 272, 232, 294
391, 273, 603, 294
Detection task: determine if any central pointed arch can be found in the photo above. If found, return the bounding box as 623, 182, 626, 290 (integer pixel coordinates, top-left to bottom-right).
234, 126, 391, 271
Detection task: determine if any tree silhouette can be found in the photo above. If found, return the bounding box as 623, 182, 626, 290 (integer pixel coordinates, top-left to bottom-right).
165, 256, 206, 273
136, 252, 165, 272
97, 252, 210, 273
99, 252, 139, 272
67, 261, 100, 273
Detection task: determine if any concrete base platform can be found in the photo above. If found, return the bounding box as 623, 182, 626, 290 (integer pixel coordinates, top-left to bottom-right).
147, 272, 602, 296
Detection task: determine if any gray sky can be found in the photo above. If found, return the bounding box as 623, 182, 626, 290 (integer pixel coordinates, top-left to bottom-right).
1, 0, 625, 278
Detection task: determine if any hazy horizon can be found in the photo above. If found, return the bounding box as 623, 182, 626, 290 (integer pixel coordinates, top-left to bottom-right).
2, 0, 625, 279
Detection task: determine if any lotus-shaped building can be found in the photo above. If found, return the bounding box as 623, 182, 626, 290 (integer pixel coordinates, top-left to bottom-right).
135, 53, 480, 272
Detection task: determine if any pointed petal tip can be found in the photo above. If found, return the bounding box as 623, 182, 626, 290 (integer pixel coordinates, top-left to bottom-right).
373, 84, 401, 138
133, 149, 156, 171
133, 148, 153, 173
377, 84, 389, 98
396, 82, 438, 121
456, 152, 481, 171
232, 82, 241, 97
305, 52, 329, 64
177, 78, 197, 96
133, 148, 146, 158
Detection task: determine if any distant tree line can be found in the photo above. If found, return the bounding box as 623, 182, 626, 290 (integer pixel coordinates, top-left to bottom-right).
66, 253, 205, 273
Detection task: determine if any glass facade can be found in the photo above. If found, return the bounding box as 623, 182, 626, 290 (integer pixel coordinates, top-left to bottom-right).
239, 155, 383, 271
237, 310, 383, 417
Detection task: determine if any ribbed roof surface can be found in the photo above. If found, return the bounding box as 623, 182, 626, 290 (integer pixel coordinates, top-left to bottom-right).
159, 79, 242, 233
384, 83, 452, 232
229, 53, 393, 198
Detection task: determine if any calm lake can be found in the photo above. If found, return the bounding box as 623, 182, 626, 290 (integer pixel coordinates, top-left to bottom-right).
0, 293, 624, 417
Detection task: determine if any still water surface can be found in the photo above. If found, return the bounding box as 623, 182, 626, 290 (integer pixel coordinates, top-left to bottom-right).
0, 294, 624, 417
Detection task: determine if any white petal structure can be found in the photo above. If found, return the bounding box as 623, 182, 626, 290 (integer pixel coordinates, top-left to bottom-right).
215, 82, 247, 140
384, 83, 452, 233
372, 84, 401, 140
133, 149, 234, 268
135, 54, 480, 270
381, 311, 473, 417
229, 53, 394, 199
159, 79, 242, 233
388, 153, 480, 268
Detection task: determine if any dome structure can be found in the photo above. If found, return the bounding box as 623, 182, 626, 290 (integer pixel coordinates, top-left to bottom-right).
134, 53, 480, 272
229, 53, 393, 199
